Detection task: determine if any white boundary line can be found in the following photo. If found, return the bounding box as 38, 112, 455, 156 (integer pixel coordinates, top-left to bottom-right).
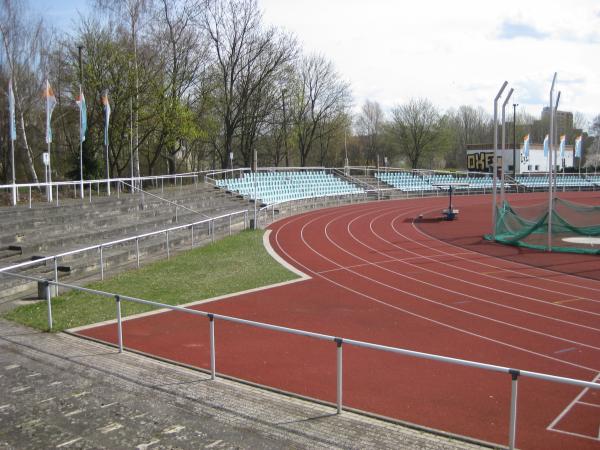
547, 372, 600, 441
68, 230, 310, 333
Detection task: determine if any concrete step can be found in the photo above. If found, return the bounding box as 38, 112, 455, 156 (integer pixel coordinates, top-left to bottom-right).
0, 215, 247, 303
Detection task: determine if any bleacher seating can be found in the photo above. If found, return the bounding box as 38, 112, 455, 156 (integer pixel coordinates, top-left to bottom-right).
216, 171, 364, 204
516, 175, 592, 189
375, 172, 494, 192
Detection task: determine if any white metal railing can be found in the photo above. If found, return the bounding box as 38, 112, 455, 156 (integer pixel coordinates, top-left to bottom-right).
3, 271, 598, 450
0, 209, 249, 283
0, 172, 207, 208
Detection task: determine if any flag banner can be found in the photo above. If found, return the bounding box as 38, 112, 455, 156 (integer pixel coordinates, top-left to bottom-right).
76, 91, 87, 142
523, 134, 530, 159
559, 135, 566, 159
8, 80, 16, 141
45, 80, 57, 144
575, 135, 582, 158
102, 90, 111, 147
543, 134, 549, 158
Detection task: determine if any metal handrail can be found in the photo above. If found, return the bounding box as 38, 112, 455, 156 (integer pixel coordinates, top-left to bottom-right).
119, 180, 211, 219
4, 270, 599, 450
0, 209, 249, 274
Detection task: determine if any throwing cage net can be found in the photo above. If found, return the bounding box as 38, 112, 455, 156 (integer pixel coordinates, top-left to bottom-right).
486, 198, 600, 254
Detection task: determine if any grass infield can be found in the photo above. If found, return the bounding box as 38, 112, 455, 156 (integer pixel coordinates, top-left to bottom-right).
3, 230, 297, 332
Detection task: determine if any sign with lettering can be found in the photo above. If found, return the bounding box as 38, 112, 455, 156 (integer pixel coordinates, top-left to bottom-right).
467, 152, 501, 172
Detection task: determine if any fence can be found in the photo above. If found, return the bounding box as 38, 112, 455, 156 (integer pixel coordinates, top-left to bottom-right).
3, 271, 599, 450
0, 172, 206, 208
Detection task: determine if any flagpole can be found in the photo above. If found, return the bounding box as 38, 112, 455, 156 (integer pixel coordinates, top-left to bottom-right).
79, 85, 84, 199
46, 80, 53, 202
78, 45, 84, 199
10, 138, 16, 206
105, 95, 110, 196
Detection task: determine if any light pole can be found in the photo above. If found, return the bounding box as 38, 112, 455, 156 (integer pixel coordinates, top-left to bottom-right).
547, 73, 557, 252
492, 81, 508, 239
501, 88, 513, 206
281, 88, 288, 167
513, 103, 518, 178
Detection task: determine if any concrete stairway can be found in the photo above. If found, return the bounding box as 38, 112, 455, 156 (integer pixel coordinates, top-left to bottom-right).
0, 183, 250, 310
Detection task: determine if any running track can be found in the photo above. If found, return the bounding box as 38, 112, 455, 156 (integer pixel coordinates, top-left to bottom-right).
77, 192, 600, 449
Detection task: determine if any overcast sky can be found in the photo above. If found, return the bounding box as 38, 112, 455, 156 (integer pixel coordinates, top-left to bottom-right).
35, 0, 600, 126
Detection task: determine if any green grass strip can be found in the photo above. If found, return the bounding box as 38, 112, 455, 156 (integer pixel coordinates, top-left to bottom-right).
3, 230, 298, 332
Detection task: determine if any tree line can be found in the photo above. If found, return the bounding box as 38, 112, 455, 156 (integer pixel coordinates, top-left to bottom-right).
1, 0, 599, 186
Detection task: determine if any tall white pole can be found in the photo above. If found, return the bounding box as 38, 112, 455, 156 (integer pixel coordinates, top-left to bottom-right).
500, 88, 514, 206
79, 86, 84, 199
10, 139, 16, 206
547, 73, 557, 252
492, 81, 508, 239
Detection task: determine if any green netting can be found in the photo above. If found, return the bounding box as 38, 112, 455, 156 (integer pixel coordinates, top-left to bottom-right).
485, 198, 600, 254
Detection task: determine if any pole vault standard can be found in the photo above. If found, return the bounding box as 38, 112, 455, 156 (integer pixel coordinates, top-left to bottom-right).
500, 88, 514, 206
547, 72, 557, 252
492, 81, 508, 240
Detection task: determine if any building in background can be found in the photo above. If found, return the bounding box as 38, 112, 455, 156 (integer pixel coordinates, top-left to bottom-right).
466, 143, 574, 174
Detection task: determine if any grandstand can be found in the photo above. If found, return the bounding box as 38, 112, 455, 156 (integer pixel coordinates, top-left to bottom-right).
214, 170, 364, 205
374, 170, 494, 192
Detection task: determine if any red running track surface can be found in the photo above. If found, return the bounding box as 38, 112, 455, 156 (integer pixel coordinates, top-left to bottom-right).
76, 192, 600, 449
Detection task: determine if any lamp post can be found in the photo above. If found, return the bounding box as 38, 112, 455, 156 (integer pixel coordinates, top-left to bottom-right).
513, 103, 518, 178
281, 88, 288, 167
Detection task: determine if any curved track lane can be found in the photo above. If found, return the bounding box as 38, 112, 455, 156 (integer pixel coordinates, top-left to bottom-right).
78, 192, 600, 450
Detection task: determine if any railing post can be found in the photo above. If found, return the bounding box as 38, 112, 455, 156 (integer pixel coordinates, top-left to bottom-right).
508, 369, 520, 450
44, 280, 53, 331
53, 257, 59, 297
115, 295, 123, 353
89, 182, 92, 203
136, 238, 140, 268
175, 205, 178, 223
211, 220, 214, 243
99, 245, 104, 280
191, 225, 194, 248
29, 186, 32, 208
209, 313, 216, 380
335, 337, 343, 414
55, 184, 59, 206
229, 215, 232, 236
166, 231, 170, 259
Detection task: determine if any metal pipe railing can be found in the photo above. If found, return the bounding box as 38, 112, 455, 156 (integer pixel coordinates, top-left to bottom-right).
2, 270, 598, 450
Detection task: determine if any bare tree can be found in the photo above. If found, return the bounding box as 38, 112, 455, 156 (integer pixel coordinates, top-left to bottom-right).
203, 0, 297, 169
388, 98, 442, 169
291, 54, 351, 167
355, 100, 383, 165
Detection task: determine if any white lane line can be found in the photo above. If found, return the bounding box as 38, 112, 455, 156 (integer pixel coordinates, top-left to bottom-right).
56, 437, 82, 448
554, 347, 577, 354
578, 401, 600, 409
98, 422, 123, 433
547, 372, 600, 431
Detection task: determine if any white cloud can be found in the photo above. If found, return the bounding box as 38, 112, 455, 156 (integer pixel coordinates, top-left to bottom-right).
259, 0, 600, 122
